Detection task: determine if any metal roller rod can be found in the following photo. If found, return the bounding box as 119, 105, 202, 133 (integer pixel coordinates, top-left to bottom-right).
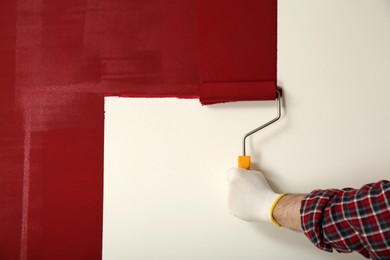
242, 89, 281, 156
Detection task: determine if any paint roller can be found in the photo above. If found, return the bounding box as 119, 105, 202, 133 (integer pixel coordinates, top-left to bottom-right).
200, 83, 282, 170
238, 89, 281, 169
197, 0, 279, 169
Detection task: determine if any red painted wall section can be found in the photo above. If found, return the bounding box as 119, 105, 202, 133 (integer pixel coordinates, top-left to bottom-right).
0, 0, 276, 259
198, 0, 277, 103
0, 1, 23, 259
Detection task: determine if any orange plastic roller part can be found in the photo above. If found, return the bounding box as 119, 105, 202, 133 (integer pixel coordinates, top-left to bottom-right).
238, 156, 251, 170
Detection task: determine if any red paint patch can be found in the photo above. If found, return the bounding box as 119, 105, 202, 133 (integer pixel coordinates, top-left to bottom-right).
0, 0, 276, 258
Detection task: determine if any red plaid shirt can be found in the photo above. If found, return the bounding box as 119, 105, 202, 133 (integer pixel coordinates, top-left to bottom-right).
300, 180, 390, 259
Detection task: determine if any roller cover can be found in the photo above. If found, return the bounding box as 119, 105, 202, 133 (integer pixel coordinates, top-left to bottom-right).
200, 82, 276, 105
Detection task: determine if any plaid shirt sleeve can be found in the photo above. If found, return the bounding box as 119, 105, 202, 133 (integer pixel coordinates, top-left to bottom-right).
300, 180, 390, 259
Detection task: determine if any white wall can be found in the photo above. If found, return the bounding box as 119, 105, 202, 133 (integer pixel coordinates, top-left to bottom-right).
103, 1, 390, 259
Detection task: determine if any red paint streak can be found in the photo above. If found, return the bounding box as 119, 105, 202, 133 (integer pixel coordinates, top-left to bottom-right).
104, 93, 199, 100
0, 0, 276, 259
20, 112, 32, 260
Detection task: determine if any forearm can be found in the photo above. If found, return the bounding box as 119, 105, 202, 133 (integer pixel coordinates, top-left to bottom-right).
273, 194, 306, 232
300, 180, 390, 258
227, 168, 390, 258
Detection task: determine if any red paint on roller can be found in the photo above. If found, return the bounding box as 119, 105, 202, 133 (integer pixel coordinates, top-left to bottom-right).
0, 0, 276, 258
200, 82, 276, 105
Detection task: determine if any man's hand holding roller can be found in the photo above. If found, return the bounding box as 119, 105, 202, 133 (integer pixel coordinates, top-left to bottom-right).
226, 167, 390, 258
226, 168, 304, 231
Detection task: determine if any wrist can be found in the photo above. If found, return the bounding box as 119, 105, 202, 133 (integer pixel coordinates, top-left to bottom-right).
269, 193, 287, 226
271, 194, 306, 231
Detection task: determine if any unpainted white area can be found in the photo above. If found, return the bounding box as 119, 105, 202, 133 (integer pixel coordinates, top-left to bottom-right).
104, 1, 390, 259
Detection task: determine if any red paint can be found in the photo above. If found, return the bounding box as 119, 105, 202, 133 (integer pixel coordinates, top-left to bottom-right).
0, 1, 23, 259
198, 0, 277, 105
200, 82, 276, 105
198, 0, 277, 86
0, 0, 276, 259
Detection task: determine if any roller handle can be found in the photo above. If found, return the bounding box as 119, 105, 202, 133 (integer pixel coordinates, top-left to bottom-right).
238, 156, 251, 170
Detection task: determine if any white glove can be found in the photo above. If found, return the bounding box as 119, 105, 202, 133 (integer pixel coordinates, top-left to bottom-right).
226, 167, 285, 224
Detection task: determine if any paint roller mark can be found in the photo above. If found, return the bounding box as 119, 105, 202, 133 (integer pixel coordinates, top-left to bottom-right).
20, 112, 31, 260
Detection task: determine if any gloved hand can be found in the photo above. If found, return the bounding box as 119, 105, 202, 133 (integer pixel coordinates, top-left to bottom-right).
226, 167, 285, 225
